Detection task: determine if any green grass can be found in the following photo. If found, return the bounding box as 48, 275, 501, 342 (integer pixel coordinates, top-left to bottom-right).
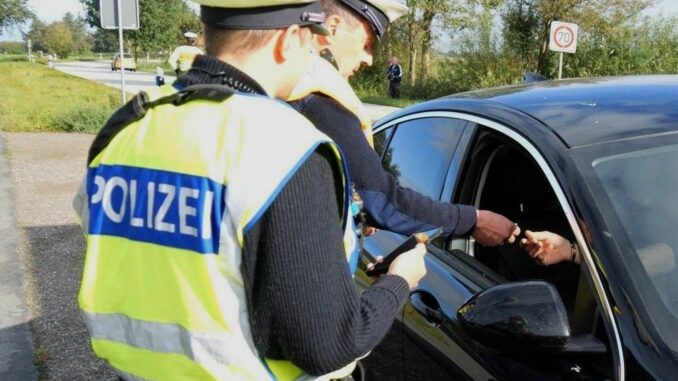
136, 60, 173, 75
0, 54, 30, 63
0, 61, 121, 133
355, 89, 419, 108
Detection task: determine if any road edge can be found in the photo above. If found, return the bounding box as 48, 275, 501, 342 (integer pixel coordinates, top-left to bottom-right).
0, 132, 38, 381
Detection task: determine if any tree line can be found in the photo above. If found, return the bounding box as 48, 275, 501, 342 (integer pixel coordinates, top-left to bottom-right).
3, 0, 677, 100
353, 0, 678, 99
0, 0, 200, 58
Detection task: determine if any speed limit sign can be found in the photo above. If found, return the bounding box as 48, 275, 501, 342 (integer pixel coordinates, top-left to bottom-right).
549, 21, 578, 54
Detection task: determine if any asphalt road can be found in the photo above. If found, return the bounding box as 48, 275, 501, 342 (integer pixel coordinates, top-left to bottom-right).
54, 61, 400, 122
54, 60, 176, 96
1, 132, 118, 380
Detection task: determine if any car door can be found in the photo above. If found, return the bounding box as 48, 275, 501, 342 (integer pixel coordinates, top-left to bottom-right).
357, 116, 469, 381
382, 116, 507, 381
367, 113, 540, 381
392, 116, 618, 381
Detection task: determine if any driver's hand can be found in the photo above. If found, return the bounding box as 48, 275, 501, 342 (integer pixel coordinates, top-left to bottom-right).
472, 210, 520, 246
519, 230, 571, 266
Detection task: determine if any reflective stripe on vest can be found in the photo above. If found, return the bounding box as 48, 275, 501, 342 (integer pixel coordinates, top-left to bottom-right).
79, 87, 357, 381
288, 54, 374, 147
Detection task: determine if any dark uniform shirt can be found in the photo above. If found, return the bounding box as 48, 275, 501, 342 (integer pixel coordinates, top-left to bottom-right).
291, 92, 477, 239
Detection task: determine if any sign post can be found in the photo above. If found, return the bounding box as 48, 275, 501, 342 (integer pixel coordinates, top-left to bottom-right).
117, 0, 126, 103
27, 39, 32, 63
549, 21, 578, 80
99, 0, 140, 104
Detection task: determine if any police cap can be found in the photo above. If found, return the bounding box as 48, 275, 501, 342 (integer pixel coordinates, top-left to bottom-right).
336, 0, 408, 39
191, 0, 330, 35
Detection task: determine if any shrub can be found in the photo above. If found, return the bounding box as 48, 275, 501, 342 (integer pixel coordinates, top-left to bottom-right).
50, 105, 115, 133
1, 62, 121, 133
0, 55, 29, 63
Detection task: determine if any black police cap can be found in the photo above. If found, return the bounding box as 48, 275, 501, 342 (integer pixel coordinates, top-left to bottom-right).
197, 1, 329, 35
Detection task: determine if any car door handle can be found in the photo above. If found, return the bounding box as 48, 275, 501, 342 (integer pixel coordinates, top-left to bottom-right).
409, 291, 443, 325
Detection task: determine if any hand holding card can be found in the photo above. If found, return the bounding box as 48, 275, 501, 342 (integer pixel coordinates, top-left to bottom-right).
366, 228, 443, 276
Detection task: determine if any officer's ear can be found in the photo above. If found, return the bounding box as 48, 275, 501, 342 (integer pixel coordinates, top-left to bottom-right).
273, 24, 306, 63
323, 14, 342, 38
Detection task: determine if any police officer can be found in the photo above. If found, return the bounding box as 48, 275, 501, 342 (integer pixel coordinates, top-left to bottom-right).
74, 1, 426, 380
289, 0, 520, 248
168, 31, 203, 75
386, 56, 402, 98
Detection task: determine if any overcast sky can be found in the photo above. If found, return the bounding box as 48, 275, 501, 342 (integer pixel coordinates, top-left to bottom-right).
1, 0, 677, 42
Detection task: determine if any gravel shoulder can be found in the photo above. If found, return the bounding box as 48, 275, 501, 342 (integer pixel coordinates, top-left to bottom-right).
2, 131, 117, 380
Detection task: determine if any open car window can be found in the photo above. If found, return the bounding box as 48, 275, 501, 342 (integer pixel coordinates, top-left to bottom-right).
448, 128, 615, 375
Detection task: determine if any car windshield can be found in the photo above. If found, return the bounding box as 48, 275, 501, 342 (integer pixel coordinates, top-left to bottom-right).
580, 136, 678, 352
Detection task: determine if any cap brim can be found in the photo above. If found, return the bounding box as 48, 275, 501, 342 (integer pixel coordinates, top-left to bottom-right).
337, 0, 389, 39
201, 3, 330, 35
307, 23, 330, 36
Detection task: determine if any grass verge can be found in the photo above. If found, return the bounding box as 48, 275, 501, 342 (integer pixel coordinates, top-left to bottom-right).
355, 89, 419, 108
0, 61, 120, 133
136, 60, 173, 75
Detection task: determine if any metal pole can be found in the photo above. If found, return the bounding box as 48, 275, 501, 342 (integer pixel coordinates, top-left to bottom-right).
117, 0, 127, 104
558, 52, 563, 80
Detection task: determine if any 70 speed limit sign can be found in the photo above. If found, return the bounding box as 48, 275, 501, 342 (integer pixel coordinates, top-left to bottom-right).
549, 21, 578, 53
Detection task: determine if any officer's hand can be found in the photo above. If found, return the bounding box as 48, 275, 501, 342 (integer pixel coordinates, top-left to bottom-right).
388, 243, 427, 289
472, 210, 520, 247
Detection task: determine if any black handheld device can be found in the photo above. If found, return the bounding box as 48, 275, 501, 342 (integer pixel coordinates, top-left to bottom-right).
366, 228, 443, 276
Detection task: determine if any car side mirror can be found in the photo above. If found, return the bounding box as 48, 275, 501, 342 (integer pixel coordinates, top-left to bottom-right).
457, 281, 570, 352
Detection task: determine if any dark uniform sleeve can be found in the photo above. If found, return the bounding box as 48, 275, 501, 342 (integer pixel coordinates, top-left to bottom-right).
241, 146, 410, 376
292, 94, 477, 238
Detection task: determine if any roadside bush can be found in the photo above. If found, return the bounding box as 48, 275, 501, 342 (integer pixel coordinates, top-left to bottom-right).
0, 55, 29, 63
50, 105, 115, 133
0, 42, 26, 54
0, 62, 121, 133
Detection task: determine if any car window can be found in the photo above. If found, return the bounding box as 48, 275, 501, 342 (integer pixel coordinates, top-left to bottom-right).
381, 117, 465, 200
586, 141, 678, 351
373, 126, 394, 159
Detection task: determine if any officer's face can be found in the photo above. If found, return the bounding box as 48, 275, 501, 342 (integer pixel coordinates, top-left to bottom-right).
332, 18, 375, 79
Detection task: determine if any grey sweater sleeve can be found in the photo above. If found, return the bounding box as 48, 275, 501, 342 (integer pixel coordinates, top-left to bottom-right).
241, 146, 410, 375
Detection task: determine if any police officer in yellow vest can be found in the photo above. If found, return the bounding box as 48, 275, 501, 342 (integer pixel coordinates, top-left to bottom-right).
74, 1, 428, 380
289, 0, 520, 248
168, 31, 204, 75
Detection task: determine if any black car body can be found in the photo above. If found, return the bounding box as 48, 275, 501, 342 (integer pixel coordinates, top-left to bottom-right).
357, 76, 678, 381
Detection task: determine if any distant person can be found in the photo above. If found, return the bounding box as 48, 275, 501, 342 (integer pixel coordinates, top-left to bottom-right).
387, 56, 402, 98
168, 31, 203, 75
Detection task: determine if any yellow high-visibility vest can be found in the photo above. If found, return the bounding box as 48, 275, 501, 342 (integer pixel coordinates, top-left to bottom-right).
76, 84, 358, 381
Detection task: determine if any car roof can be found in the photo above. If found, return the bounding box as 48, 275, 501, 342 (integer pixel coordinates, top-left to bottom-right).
404, 75, 678, 148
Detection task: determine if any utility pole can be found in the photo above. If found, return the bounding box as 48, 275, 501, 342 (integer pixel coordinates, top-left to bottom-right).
117, 0, 127, 104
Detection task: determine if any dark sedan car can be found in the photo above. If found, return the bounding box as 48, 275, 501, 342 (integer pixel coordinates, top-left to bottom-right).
357, 76, 678, 381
